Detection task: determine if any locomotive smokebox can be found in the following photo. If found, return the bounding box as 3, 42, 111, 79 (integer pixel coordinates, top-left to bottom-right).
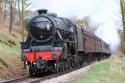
38, 9, 48, 15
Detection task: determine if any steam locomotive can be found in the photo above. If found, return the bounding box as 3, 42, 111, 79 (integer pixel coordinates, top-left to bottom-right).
20, 9, 111, 76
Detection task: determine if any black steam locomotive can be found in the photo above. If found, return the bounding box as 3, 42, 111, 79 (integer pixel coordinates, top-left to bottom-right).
20, 9, 111, 76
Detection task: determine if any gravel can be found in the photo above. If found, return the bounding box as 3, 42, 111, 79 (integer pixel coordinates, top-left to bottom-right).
40, 64, 93, 83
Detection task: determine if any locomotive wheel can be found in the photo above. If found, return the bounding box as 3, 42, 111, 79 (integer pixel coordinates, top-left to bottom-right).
65, 60, 68, 70
59, 66, 62, 72
58, 62, 62, 72
58, 67, 61, 72
28, 64, 37, 76
77, 63, 80, 68
29, 67, 35, 76
55, 63, 59, 73
67, 57, 71, 69
65, 61, 68, 70
74, 56, 78, 68
77, 61, 80, 67
79, 55, 83, 66
60, 62, 64, 72
56, 67, 59, 73
64, 61, 67, 70
73, 62, 76, 68
71, 61, 74, 68
62, 62, 65, 71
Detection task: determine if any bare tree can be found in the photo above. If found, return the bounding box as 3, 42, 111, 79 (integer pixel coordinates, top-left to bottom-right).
120, 0, 125, 53
21, 0, 24, 42
9, 0, 13, 33
0, 0, 4, 19
3, 0, 7, 21
1, 0, 31, 38
17, 0, 31, 42
2, 0, 10, 21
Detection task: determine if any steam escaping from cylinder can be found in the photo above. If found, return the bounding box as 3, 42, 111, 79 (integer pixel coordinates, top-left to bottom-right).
32, 0, 121, 53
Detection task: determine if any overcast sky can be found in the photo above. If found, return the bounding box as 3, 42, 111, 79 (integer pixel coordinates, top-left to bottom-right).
31, 0, 120, 18
31, 0, 121, 52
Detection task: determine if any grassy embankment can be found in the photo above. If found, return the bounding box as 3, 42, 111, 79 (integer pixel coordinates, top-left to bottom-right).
76, 52, 125, 83
0, 22, 27, 80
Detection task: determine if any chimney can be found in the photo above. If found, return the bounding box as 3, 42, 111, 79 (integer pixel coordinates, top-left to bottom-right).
38, 9, 48, 15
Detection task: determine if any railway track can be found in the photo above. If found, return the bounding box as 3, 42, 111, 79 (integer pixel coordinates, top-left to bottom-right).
1, 75, 30, 83
2, 63, 92, 83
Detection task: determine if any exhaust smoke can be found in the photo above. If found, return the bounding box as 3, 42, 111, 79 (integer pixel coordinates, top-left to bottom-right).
89, 15, 120, 52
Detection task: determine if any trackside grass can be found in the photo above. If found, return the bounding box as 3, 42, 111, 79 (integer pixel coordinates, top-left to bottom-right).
76, 52, 125, 83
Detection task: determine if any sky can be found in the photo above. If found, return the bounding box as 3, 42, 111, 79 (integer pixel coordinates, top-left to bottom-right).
31, 0, 121, 52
